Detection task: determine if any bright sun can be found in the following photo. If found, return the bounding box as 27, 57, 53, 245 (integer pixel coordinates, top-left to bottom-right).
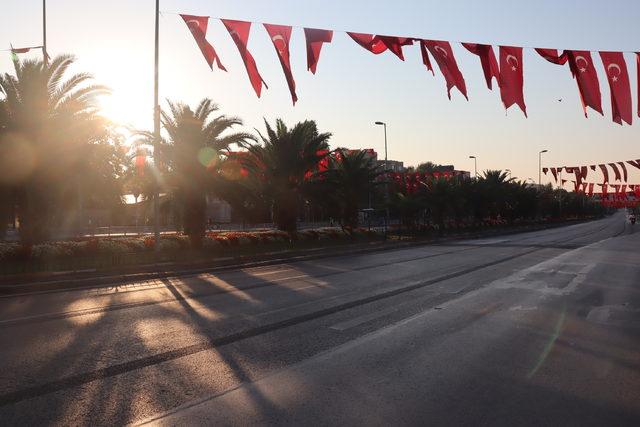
98, 89, 152, 131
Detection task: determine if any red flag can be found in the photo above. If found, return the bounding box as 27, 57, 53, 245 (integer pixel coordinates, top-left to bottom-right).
617, 162, 628, 182
375, 36, 413, 61
304, 28, 333, 74
566, 50, 603, 117
599, 164, 610, 183
550, 168, 558, 182
588, 183, 594, 196
499, 46, 526, 116
542, 167, 549, 175
590, 165, 597, 171
609, 163, 622, 181
599, 52, 632, 125
135, 148, 146, 177
180, 15, 226, 71
462, 43, 499, 89
264, 24, 297, 105
421, 40, 468, 100
347, 32, 387, 54
222, 20, 267, 97
11, 47, 32, 54
535, 48, 568, 65
627, 159, 640, 170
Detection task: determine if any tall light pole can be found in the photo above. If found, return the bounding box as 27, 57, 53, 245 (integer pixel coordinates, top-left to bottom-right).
469, 156, 477, 178
375, 121, 389, 237
539, 149, 548, 187
42, 0, 47, 65
153, 0, 161, 249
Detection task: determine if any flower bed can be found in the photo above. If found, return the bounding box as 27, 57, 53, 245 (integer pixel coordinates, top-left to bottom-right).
0, 227, 383, 267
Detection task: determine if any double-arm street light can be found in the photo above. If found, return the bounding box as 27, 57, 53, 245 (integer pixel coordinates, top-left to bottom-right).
539, 149, 548, 187
469, 155, 477, 178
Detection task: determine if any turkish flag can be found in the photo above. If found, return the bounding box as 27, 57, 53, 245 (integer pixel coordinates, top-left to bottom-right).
599, 164, 610, 183
617, 161, 628, 182
627, 159, 640, 170
462, 43, 499, 89
499, 46, 526, 116
535, 48, 568, 65
375, 36, 413, 61
264, 24, 297, 105
542, 167, 549, 175
609, 163, 622, 181
304, 28, 333, 74
566, 50, 603, 117
588, 183, 594, 196
347, 32, 387, 54
180, 15, 226, 71
550, 168, 558, 182
222, 20, 267, 97
421, 40, 468, 100
599, 52, 632, 125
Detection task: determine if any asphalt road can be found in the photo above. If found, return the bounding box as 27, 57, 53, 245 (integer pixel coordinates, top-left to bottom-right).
0, 212, 638, 426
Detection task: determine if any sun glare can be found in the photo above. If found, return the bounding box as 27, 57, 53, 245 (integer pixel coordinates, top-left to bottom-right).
98, 90, 151, 131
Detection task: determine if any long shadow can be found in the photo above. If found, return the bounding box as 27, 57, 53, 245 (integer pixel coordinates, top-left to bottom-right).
160, 276, 286, 421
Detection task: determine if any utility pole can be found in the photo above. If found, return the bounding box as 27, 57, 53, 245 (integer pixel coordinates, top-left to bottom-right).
153, 0, 161, 249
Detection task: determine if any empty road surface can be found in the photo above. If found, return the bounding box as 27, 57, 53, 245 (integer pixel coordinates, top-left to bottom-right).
1, 212, 639, 426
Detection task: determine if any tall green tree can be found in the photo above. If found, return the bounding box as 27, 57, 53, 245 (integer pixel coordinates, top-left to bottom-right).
0, 54, 110, 243
242, 119, 331, 232
159, 98, 253, 247
324, 149, 383, 228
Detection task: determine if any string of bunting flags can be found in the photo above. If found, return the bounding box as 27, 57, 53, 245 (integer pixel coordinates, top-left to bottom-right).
176, 13, 640, 125
542, 159, 640, 185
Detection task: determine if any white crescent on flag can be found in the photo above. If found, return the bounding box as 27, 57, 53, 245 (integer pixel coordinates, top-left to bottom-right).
506, 54, 519, 68
271, 35, 285, 43
186, 20, 200, 31
607, 63, 621, 76
575, 55, 589, 71
434, 45, 448, 58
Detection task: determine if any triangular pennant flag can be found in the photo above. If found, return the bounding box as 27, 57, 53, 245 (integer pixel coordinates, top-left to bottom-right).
599, 51, 632, 125
617, 162, 628, 182
608, 163, 622, 181
222, 19, 268, 97
264, 24, 297, 105
566, 50, 603, 117
499, 46, 526, 116
304, 28, 333, 74
180, 15, 226, 71
599, 164, 610, 183
420, 40, 468, 100
462, 43, 499, 89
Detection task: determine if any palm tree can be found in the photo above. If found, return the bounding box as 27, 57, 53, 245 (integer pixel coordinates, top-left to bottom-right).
478, 170, 513, 218
325, 149, 383, 228
157, 98, 253, 248
0, 54, 110, 244
242, 119, 331, 232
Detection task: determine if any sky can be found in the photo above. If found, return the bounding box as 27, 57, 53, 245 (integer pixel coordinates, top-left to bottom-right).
2, 0, 640, 185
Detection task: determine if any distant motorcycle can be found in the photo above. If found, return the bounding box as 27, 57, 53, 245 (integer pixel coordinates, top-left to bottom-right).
630, 215, 636, 225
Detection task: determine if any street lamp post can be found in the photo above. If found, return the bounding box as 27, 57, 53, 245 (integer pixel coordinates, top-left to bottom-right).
375, 121, 389, 237
469, 156, 477, 178
539, 149, 548, 187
